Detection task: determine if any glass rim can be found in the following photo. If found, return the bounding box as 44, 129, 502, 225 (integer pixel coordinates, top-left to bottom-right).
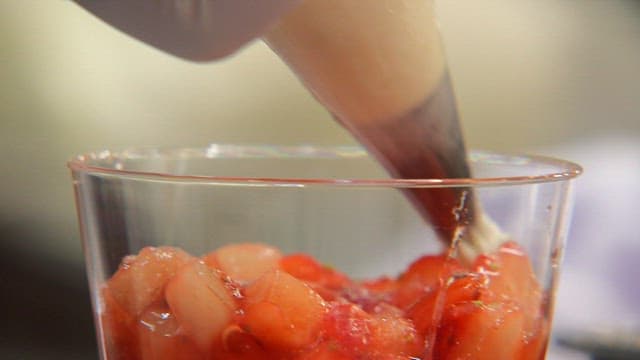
67, 144, 582, 188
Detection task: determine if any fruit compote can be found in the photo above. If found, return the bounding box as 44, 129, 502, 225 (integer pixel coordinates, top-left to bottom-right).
99, 242, 549, 359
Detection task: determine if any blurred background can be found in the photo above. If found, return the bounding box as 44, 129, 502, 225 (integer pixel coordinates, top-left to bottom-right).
0, 0, 638, 359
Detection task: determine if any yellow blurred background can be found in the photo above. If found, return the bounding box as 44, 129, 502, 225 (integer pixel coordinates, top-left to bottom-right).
0, 0, 638, 358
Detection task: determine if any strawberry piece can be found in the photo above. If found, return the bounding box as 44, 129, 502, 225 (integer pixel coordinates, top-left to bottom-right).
279, 254, 351, 290
202, 243, 282, 284
362, 276, 397, 294
394, 254, 463, 309
216, 325, 271, 360
106, 246, 193, 317
410, 242, 548, 359
406, 271, 489, 355
434, 300, 525, 360
370, 310, 423, 358
322, 303, 373, 357
137, 302, 204, 360
295, 342, 353, 360
406, 290, 439, 338
165, 260, 239, 352
473, 242, 544, 337
241, 270, 327, 351
444, 272, 490, 305
323, 302, 423, 359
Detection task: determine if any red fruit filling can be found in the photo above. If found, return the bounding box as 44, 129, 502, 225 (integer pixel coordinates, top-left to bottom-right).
98, 242, 548, 359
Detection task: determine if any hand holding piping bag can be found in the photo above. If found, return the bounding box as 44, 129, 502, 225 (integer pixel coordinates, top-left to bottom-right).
74, 0, 302, 61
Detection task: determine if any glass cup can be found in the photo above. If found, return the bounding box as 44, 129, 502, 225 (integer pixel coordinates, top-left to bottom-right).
68, 145, 581, 360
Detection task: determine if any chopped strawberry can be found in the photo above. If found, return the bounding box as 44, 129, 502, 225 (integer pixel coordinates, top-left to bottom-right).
323, 302, 423, 359
165, 260, 239, 352
202, 243, 282, 284
339, 284, 393, 313
434, 300, 525, 360
98, 240, 549, 359
408, 270, 491, 330
241, 270, 327, 351
369, 310, 423, 357
362, 276, 397, 294
393, 254, 463, 309
216, 325, 270, 360
137, 302, 204, 360
279, 254, 351, 290
294, 341, 354, 360
295, 342, 353, 360
473, 241, 544, 337
106, 246, 193, 317
322, 303, 373, 357
406, 290, 439, 337
444, 272, 490, 305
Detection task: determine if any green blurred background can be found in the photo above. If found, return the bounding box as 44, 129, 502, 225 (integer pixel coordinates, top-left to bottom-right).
0, 0, 638, 359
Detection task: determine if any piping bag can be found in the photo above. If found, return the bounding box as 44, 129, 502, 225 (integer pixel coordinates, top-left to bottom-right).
74, 0, 506, 261
263, 0, 506, 261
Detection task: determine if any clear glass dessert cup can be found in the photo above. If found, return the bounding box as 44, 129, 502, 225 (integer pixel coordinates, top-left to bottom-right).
68, 145, 581, 360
